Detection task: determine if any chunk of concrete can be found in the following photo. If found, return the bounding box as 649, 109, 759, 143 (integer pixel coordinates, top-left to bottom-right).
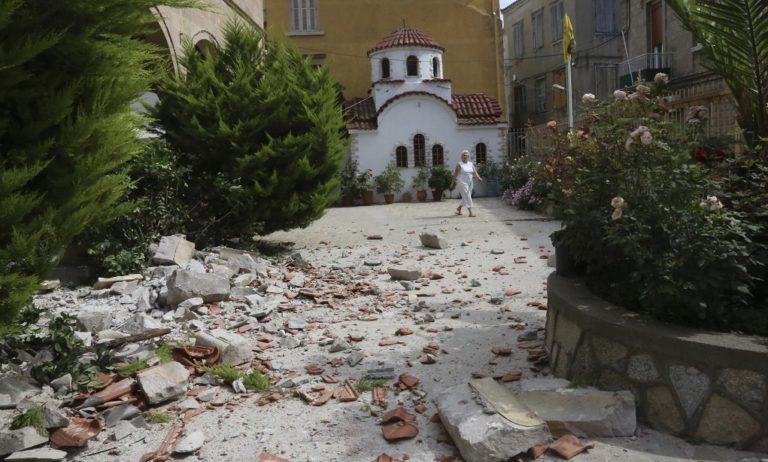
152, 235, 195, 266
516, 379, 637, 437
174, 430, 205, 454
76, 309, 112, 333
102, 403, 141, 428
113, 421, 135, 441
195, 330, 252, 365
0, 428, 48, 457
93, 274, 143, 290
0, 377, 39, 408
420, 232, 449, 249
387, 266, 422, 281
42, 405, 69, 429
436, 382, 551, 462
166, 270, 229, 306
137, 361, 190, 405
5, 448, 67, 461
119, 313, 162, 335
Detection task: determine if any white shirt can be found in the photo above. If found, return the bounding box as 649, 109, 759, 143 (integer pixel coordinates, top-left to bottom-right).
457, 161, 474, 183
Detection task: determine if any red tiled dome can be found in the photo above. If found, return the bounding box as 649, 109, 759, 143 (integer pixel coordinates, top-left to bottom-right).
367, 28, 445, 56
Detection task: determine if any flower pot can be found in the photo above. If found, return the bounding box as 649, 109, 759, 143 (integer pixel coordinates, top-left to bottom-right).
486, 179, 500, 197
431, 189, 443, 201
341, 195, 354, 207
384, 193, 395, 204
362, 190, 374, 205
401, 192, 413, 203
416, 190, 428, 202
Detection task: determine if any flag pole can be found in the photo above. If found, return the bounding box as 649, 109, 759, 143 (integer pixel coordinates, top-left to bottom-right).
566, 59, 573, 130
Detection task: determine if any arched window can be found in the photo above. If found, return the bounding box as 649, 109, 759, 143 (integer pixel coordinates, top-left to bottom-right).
475, 143, 488, 164
432, 57, 440, 78
406, 55, 419, 76
432, 144, 444, 165
413, 134, 426, 166
396, 146, 408, 167
381, 58, 390, 79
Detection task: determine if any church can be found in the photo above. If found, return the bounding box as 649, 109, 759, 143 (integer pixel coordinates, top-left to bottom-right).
343, 29, 508, 201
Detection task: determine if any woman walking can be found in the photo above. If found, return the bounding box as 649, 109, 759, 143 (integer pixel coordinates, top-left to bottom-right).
453, 150, 483, 217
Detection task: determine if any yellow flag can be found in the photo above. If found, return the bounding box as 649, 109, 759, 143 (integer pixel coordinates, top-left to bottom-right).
563, 13, 575, 63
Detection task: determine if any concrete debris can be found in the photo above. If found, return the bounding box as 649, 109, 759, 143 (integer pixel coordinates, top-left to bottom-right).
152, 235, 195, 266
174, 430, 205, 454
166, 270, 230, 306
76, 309, 112, 333
119, 313, 162, 335
0, 377, 39, 408
0, 428, 48, 457
42, 405, 69, 429
4, 448, 67, 461
113, 421, 135, 441
93, 274, 143, 290
103, 404, 141, 428
387, 266, 422, 281
137, 361, 190, 405
195, 330, 253, 365
39, 280, 61, 292
419, 232, 449, 249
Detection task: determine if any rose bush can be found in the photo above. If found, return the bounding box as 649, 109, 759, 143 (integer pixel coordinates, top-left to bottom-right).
541, 86, 766, 335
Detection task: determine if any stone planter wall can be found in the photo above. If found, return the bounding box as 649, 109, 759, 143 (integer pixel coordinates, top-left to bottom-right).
545, 273, 768, 451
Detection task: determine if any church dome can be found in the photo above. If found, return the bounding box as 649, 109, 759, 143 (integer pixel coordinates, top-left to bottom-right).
367, 28, 445, 56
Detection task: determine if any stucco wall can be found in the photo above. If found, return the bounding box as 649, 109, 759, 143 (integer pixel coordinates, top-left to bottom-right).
351, 95, 506, 201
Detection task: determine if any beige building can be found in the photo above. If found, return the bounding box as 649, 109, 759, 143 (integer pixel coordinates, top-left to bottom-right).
148, 0, 264, 74
263, 0, 505, 110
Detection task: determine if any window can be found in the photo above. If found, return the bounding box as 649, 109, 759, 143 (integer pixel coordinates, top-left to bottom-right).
513, 85, 527, 115
406, 56, 419, 76
513, 21, 524, 58
649, 0, 664, 64
594, 0, 616, 33
432, 57, 441, 78
475, 143, 487, 164
535, 77, 547, 112
532, 9, 544, 49
594, 64, 618, 99
396, 146, 408, 167
432, 145, 444, 166
551, 2, 564, 42
552, 69, 566, 110
413, 134, 426, 166
381, 58, 390, 79
291, 0, 319, 32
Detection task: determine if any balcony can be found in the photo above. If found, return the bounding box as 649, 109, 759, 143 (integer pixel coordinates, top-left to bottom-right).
619, 52, 673, 88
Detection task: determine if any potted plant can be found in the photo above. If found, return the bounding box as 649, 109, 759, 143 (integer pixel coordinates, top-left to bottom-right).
477, 158, 501, 197
357, 168, 375, 205
337, 158, 361, 206
401, 191, 413, 202
375, 163, 405, 204
412, 165, 430, 202
428, 165, 453, 201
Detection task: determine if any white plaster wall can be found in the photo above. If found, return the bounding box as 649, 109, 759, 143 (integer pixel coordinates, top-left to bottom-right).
350, 95, 506, 202
369, 48, 449, 109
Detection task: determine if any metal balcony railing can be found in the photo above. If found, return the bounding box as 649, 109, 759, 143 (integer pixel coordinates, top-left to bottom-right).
619, 52, 674, 87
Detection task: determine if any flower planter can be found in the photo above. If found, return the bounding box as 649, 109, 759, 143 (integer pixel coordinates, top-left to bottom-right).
361, 190, 374, 205
554, 245, 586, 277
416, 190, 428, 202
431, 189, 443, 201
340, 195, 354, 207
384, 193, 395, 204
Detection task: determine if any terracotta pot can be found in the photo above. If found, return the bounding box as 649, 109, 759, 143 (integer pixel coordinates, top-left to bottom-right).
416, 190, 428, 202
431, 189, 443, 201
384, 193, 395, 204
341, 195, 354, 207
362, 190, 374, 205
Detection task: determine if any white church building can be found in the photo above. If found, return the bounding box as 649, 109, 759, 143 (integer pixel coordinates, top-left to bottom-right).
344, 28, 507, 201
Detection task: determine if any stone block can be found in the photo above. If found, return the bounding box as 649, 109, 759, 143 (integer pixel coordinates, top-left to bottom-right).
695, 394, 760, 445
5, 448, 67, 461
387, 266, 422, 281
0, 428, 48, 457
92, 274, 143, 290
0, 377, 39, 407
597, 369, 633, 392
76, 309, 112, 333
152, 235, 195, 266
195, 329, 252, 365
419, 232, 449, 249
627, 354, 659, 383
669, 365, 709, 418
717, 368, 766, 413
42, 405, 69, 429
119, 313, 162, 335
436, 382, 550, 462
591, 336, 627, 371
137, 361, 190, 405
174, 430, 205, 454
166, 270, 230, 306
645, 386, 685, 434
552, 314, 582, 378
516, 380, 636, 437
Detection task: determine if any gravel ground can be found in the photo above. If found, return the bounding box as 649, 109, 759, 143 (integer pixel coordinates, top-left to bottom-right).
28, 197, 768, 462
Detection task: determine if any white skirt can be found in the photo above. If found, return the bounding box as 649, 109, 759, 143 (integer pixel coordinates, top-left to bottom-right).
457, 179, 473, 208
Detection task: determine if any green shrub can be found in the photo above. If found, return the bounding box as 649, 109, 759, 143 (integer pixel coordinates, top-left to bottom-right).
152, 19, 348, 246
0, 0, 194, 324
79, 139, 188, 276
428, 165, 454, 192
550, 88, 765, 335
374, 163, 405, 194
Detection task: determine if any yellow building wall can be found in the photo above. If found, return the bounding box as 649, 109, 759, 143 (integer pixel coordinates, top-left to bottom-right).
264, 0, 504, 110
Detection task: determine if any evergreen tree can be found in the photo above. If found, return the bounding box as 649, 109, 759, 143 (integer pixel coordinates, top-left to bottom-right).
153, 20, 348, 245
0, 0, 193, 324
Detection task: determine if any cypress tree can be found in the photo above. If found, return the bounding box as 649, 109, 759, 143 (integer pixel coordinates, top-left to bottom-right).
153, 20, 348, 245
0, 0, 193, 324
